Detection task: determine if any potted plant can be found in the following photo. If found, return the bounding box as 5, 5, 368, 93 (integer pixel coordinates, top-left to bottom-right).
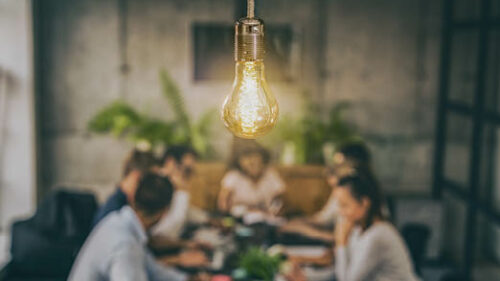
235, 247, 284, 281
87, 69, 216, 158
261, 99, 362, 165
302, 101, 362, 164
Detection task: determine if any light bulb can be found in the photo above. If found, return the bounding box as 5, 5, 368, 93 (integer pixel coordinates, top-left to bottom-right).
222, 17, 278, 139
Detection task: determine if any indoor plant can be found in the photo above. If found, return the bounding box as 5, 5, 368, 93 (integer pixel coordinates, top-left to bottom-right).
87, 69, 216, 157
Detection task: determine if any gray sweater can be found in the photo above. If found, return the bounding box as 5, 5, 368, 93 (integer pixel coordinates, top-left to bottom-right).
335, 222, 419, 281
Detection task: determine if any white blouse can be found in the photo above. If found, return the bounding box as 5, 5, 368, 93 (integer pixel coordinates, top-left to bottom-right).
221, 168, 285, 210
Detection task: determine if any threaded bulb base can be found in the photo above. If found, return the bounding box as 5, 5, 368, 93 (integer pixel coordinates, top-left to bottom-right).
234, 17, 265, 62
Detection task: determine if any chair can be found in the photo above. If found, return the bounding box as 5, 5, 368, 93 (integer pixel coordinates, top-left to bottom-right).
401, 223, 431, 275
439, 272, 467, 281
0, 189, 97, 281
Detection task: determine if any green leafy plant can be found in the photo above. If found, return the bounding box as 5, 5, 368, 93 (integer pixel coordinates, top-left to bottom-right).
159, 69, 217, 157
302, 101, 361, 163
260, 114, 307, 164
261, 99, 362, 164
239, 247, 283, 281
87, 70, 216, 157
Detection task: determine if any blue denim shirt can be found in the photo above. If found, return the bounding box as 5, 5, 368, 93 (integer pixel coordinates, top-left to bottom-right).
69, 206, 187, 281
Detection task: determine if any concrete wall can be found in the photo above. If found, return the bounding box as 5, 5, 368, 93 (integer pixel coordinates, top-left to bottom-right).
37, 0, 442, 200
0, 0, 36, 264
325, 0, 441, 193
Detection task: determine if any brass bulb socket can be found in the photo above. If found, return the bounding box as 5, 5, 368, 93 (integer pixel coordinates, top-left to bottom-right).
234, 17, 265, 62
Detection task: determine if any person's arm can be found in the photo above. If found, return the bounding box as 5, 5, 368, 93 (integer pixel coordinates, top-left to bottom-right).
218, 171, 238, 213
217, 186, 233, 212
145, 252, 188, 281
310, 194, 338, 226
109, 243, 148, 281
299, 226, 334, 242
280, 221, 334, 242
265, 169, 286, 215
158, 250, 209, 268
334, 230, 384, 281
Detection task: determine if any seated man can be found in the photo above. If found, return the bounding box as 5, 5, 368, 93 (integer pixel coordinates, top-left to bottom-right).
92, 149, 157, 227
149, 146, 211, 257
153, 145, 206, 239
69, 173, 187, 281
92, 148, 208, 268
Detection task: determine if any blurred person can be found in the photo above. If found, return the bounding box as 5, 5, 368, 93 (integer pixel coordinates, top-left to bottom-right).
217, 139, 285, 216
69, 173, 188, 281
332, 167, 418, 281
91, 148, 208, 267
152, 145, 205, 239
92, 149, 158, 227
311, 141, 372, 226
280, 142, 371, 242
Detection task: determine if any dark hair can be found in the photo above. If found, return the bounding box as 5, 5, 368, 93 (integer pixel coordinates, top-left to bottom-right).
122, 149, 159, 177
336, 142, 371, 166
337, 166, 385, 229
161, 145, 197, 164
228, 141, 271, 173
134, 172, 174, 216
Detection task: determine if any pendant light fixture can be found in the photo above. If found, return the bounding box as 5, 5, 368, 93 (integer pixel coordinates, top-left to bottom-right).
221, 0, 279, 139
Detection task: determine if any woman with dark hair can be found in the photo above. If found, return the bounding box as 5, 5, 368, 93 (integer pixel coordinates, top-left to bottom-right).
317, 142, 372, 224
280, 142, 372, 242
217, 139, 285, 215
333, 167, 418, 281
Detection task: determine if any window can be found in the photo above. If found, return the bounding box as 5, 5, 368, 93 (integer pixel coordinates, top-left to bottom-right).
433, 0, 500, 279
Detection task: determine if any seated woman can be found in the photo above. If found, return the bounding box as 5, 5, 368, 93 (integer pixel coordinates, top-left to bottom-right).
311, 142, 372, 226
280, 142, 371, 242
333, 166, 418, 281
217, 139, 285, 216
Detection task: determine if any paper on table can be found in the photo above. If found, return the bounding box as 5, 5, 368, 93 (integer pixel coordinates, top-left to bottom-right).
192, 227, 225, 247
284, 246, 329, 258
242, 211, 287, 226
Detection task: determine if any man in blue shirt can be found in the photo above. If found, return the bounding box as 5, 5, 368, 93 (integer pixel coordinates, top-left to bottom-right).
69, 172, 187, 281
92, 149, 158, 227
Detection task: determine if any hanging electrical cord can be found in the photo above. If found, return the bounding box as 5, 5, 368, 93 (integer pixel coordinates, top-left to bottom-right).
247, 0, 255, 18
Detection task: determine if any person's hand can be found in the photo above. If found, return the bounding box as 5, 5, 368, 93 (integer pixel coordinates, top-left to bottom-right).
177, 250, 210, 268
217, 196, 227, 213
189, 272, 212, 281
283, 261, 306, 281
217, 188, 232, 212
185, 240, 213, 250
158, 250, 209, 268
334, 219, 354, 246
268, 197, 283, 216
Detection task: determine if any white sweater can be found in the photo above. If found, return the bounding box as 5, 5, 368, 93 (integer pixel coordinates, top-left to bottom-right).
335, 222, 419, 281
152, 190, 190, 238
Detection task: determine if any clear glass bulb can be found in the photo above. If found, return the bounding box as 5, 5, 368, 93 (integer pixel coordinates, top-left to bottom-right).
222, 61, 278, 139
